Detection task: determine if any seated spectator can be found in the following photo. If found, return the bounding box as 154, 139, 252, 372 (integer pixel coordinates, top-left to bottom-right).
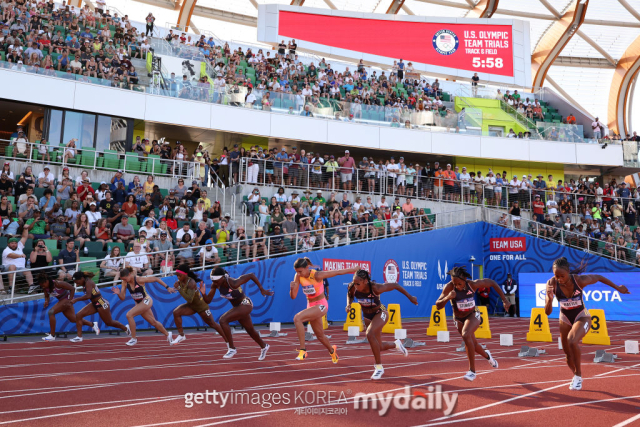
0, 173, 13, 197
3, 230, 35, 294
215, 220, 230, 247
57, 239, 79, 281
176, 223, 195, 241
125, 242, 152, 276
38, 166, 55, 189
39, 189, 56, 213
140, 217, 157, 240
199, 239, 221, 267
30, 239, 54, 278
113, 181, 128, 205
110, 169, 126, 191
164, 212, 178, 231
63, 139, 77, 163
390, 212, 403, 235
74, 213, 92, 248
230, 227, 251, 259
56, 178, 74, 204
177, 234, 195, 266
252, 226, 267, 261
25, 209, 49, 239
269, 225, 285, 254
153, 231, 174, 270
113, 215, 135, 245
77, 179, 96, 202
101, 246, 123, 281
94, 218, 112, 246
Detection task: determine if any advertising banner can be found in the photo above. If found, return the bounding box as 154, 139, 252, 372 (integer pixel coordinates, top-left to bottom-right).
0, 224, 484, 335
278, 11, 514, 77
519, 272, 639, 322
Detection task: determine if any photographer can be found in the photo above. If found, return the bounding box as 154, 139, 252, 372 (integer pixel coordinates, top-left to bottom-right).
230, 226, 251, 259
30, 239, 53, 276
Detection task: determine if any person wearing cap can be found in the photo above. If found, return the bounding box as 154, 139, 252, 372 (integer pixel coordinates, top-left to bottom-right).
324, 155, 339, 189
113, 214, 135, 245
110, 169, 126, 192
38, 166, 55, 189
313, 189, 326, 206
77, 178, 96, 202
1, 227, 34, 293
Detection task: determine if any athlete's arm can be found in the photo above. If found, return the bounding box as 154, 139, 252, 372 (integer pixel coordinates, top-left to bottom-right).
43, 289, 50, 309
54, 280, 76, 300
138, 276, 175, 293
577, 274, 630, 294
230, 273, 274, 296
435, 282, 455, 310
373, 282, 418, 305
112, 281, 127, 301
346, 284, 355, 312
71, 282, 93, 304
544, 279, 555, 316
290, 273, 300, 299
471, 278, 511, 311
203, 283, 217, 304
315, 267, 359, 280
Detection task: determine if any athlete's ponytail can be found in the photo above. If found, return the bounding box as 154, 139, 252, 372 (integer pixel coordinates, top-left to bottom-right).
447, 266, 471, 280
553, 257, 588, 275
119, 266, 134, 278
294, 257, 313, 269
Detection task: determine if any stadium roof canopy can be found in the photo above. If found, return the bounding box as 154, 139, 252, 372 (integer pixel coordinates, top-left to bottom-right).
118, 0, 640, 134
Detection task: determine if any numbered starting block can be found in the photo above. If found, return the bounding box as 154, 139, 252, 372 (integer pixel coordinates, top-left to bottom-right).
456, 342, 486, 352
305, 323, 331, 341
518, 345, 546, 357
593, 349, 619, 363
346, 326, 367, 344
260, 322, 288, 338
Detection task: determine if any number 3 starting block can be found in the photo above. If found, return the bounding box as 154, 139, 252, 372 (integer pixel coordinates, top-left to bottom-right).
583, 309, 610, 345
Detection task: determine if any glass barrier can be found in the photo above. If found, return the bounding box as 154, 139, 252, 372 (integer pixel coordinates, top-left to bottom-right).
536, 122, 586, 143
0, 59, 612, 145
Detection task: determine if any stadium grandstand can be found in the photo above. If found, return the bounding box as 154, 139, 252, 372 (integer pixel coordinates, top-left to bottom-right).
1, 0, 640, 425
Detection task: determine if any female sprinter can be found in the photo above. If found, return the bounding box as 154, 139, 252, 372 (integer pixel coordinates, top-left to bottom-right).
291, 257, 358, 362
546, 257, 629, 390
38, 273, 99, 342
208, 266, 274, 360
70, 271, 129, 342
170, 264, 228, 346
112, 267, 175, 346
347, 269, 419, 379
436, 266, 511, 381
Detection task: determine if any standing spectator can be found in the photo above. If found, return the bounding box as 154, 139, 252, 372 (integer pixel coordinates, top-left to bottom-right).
501, 273, 518, 317
592, 117, 604, 139
532, 195, 545, 222
338, 150, 355, 191
471, 72, 479, 97
229, 144, 241, 184
509, 200, 521, 229
145, 13, 155, 37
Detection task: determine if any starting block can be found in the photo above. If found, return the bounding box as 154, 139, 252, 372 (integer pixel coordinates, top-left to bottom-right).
437, 331, 450, 343
56, 332, 68, 338
474, 306, 491, 339
344, 303, 364, 332
456, 342, 486, 352
526, 308, 552, 342
500, 334, 513, 347
518, 345, 546, 357
583, 309, 611, 345
196, 325, 208, 331
260, 322, 288, 338
346, 325, 367, 344
402, 337, 426, 348
305, 323, 331, 341
395, 329, 407, 340
426, 305, 447, 336
593, 349, 618, 363
323, 315, 329, 330
108, 330, 122, 336
625, 340, 639, 354
382, 304, 402, 333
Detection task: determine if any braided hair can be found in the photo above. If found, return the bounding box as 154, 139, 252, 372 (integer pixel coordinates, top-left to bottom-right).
348, 268, 372, 295
553, 257, 588, 275
447, 266, 472, 280
176, 263, 200, 282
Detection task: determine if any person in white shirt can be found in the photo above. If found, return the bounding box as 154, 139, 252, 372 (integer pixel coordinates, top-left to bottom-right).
386, 158, 400, 191
245, 89, 256, 108
546, 194, 559, 216
38, 166, 55, 188
140, 218, 157, 240
485, 171, 496, 206
176, 224, 195, 242
390, 213, 402, 235
459, 167, 471, 203
376, 196, 389, 209
508, 175, 520, 206
2, 232, 34, 293
213, 76, 225, 104
125, 243, 152, 276
592, 117, 604, 139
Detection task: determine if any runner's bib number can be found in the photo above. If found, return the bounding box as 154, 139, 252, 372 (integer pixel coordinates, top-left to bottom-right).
302, 285, 316, 295
456, 298, 475, 311
559, 297, 582, 309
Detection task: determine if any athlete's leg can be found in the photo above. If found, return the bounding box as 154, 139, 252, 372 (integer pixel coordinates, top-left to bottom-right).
140, 301, 169, 336
309, 313, 333, 353
198, 309, 228, 342
98, 305, 127, 332
566, 317, 591, 377
293, 305, 325, 350
460, 315, 484, 372
75, 303, 97, 337
367, 312, 394, 365
126, 301, 153, 338
219, 305, 252, 349
173, 303, 196, 336
236, 313, 266, 349
62, 301, 93, 329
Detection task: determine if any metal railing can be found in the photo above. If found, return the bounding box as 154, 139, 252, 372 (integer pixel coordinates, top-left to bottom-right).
484, 207, 639, 267
1, 207, 478, 303
3, 140, 201, 180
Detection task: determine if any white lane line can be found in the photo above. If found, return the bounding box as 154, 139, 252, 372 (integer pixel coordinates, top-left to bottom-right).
612, 413, 640, 427
193, 414, 268, 427
417, 394, 640, 426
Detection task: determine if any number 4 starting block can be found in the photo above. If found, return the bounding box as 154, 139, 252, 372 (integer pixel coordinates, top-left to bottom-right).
526, 308, 552, 342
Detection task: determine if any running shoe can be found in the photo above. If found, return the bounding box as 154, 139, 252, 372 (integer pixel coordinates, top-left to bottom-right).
167, 331, 173, 344
126, 338, 138, 346
463, 371, 476, 381
485, 350, 498, 368
126, 324, 131, 337
371, 365, 384, 380
258, 344, 270, 361
223, 348, 237, 359
28, 285, 39, 295
42, 334, 55, 342
330, 345, 339, 364
92, 322, 100, 335
295, 349, 307, 361
569, 375, 582, 391
395, 339, 408, 357
70, 336, 83, 343
171, 334, 186, 346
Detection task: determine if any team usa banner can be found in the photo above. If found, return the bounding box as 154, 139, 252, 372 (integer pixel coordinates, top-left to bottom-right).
0, 223, 636, 335
258, 5, 531, 86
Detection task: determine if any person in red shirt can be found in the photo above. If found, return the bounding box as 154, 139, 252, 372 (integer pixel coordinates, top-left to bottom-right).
478, 286, 490, 307
566, 114, 576, 125
77, 178, 95, 202
443, 164, 456, 201
602, 183, 614, 209
532, 194, 545, 222
338, 150, 355, 191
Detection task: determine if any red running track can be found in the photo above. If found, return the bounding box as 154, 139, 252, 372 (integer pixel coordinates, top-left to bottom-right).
1, 317, 640, 426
